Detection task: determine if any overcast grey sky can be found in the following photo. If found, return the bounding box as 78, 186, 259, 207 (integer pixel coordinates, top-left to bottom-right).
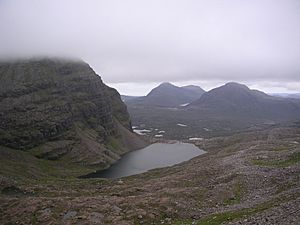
1, 0, 300, 95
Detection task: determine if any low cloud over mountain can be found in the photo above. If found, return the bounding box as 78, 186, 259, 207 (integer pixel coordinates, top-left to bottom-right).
1, 0, 300, 93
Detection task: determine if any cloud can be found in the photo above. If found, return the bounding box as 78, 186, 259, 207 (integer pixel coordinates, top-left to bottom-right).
1, 0, 300, 92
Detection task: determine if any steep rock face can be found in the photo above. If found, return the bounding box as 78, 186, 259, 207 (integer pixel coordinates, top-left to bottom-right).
0, 58, 146, 167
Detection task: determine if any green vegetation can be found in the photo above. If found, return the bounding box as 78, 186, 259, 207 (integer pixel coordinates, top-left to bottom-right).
106, 136, 122, 151
223, 181, 244, 205
196, 207, 258, 225
173, 192, 300, 225
269, 146, 291, 152
0, 147, 94, 185
252, 152, 300, 167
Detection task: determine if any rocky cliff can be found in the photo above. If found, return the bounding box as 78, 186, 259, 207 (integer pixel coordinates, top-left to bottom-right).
0, 58, 147, 168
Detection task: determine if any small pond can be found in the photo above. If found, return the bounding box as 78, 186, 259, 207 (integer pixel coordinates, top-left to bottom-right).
82, 142, 205, 179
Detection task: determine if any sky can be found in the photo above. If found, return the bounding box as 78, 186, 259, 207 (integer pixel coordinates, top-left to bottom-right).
1, 0, 300, 95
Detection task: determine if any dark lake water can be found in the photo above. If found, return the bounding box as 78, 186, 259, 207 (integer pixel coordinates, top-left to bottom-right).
82, 142, 205, 179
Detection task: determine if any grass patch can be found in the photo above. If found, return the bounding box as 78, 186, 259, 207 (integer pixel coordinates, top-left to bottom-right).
106, 136, 122, 151
269, 146, 291, 152
223, 182, 243, 205
252, 152, 300, 168
173, 192, 300, 225
0, 146, 94, 185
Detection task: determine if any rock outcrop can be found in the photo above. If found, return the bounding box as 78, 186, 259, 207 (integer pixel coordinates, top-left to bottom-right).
0, 58, 147, 167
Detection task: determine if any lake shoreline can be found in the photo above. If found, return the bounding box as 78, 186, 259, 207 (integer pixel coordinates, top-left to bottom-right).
80, 141, 205, 179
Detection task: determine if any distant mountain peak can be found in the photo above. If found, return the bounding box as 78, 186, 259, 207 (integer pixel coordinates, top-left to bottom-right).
129, 82, 205, 107
182, 85, 200, 88
181, 85, 205, 93
224, 82, 250, 90
158, 82, 176, 87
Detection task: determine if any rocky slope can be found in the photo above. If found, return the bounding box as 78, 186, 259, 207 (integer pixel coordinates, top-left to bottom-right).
0, 123, 299, 224
0, 58, 147, 167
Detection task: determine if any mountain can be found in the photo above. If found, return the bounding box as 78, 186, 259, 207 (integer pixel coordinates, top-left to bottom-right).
0, 58, 147, 168
189, 82, 300, 120
123, 82, 300, 139
127, 82, 205, 107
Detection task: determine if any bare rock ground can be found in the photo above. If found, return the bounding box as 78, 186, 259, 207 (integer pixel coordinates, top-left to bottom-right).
1, 126, 300, 224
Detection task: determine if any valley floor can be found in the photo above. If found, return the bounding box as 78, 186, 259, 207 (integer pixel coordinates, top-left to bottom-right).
1, 125, 300, 225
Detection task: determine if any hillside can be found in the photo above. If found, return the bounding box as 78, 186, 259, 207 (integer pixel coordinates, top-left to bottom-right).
1, 123, 299, 224
0, 58, 147, 168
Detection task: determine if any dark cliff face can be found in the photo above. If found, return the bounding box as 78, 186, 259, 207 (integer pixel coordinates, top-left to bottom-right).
0, 58, 146, 167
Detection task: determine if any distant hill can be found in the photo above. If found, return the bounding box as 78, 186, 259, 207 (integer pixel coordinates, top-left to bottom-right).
121, 95, 141, 102
125, 82, 300, 139
270, 93, 300, 99
189, 82, 300, 120
127, 82, 205, 107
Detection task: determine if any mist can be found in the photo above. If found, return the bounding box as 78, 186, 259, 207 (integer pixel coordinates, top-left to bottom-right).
1, 0, 300, 94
